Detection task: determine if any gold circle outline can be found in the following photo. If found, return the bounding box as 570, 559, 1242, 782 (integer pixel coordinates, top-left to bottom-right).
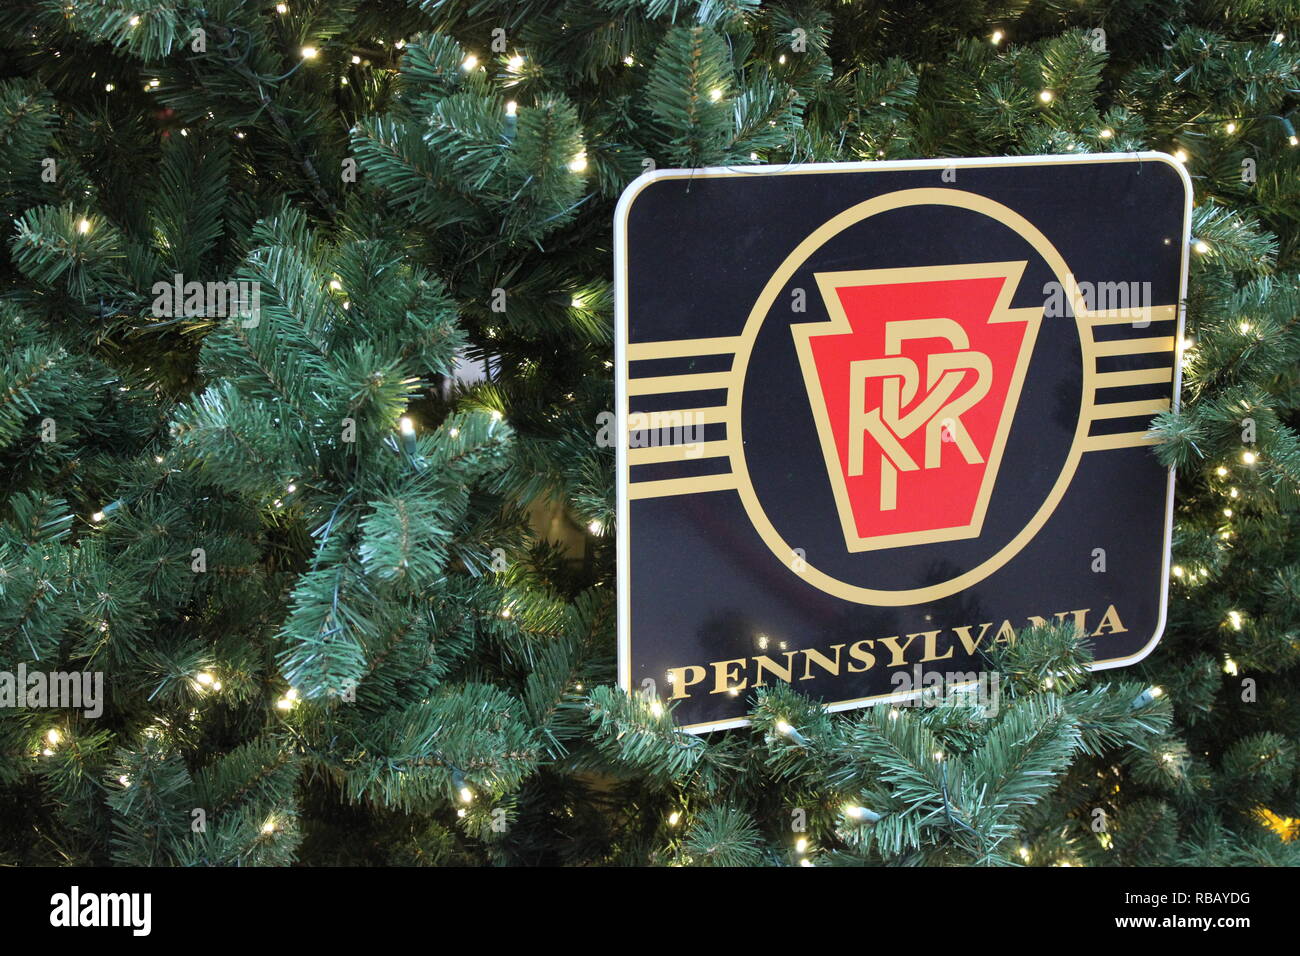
730, 187, 1092, 606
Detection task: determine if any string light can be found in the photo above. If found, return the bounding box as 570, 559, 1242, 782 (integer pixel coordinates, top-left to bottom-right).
624, 55, 636, 66
104, 83, 115, 92
459, 785, 474, 803
1225, 121, 1237, 134
668, 811, 681, 826
276, 2, 288, 12
398, 416, 417, 455
46, 728, 62, 746
1131, 686, 1163, 709
568, 152, 587, 172
1194, 239, 1210, 254
462, 54, 478, 71
588, 520, 603, 534
77, 218, 91, 234
991, 30, 1004, 45
795, 837, 808, 854
709, 88, 723, 101
91, 510, 105, 522
1038, 90, 1053, 103
506, 100, 517, 117
507, 54, 524, 71
1100, 128, 1113, 139
1223, 657, 1239, 676
844, 805, 882, 824
1228, 610, 1243, 630
1216, 466, 1228, 477
1174, 149, 1188, 163
1172, 566, 1184, 577
300, 46, 318, 60
351, 55, 361, 64
1242, 451, 1257, 465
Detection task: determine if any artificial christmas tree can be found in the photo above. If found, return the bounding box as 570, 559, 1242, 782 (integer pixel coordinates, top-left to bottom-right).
0, 0, 1296, 867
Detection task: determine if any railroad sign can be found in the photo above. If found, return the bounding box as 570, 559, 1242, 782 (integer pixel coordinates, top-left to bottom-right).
615, 154, 1190, 732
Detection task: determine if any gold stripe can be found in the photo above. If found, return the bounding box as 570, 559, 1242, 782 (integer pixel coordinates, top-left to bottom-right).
1089, 399, 1170, 420
627, 372, 733, 396
628, 473, 737, 499
1083, 432, 1161, 451
1087, 305, 1178, 326
627, 407, 733, 429
627, 337, 742, 361
1095, 367, 1173, 388
1092, 336, 1176, 356
628, 441, 731, 465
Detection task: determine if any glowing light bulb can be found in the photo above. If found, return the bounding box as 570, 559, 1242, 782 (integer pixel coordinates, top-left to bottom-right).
588, 520, 603, 534
1172, 566, 1184, 577
462, 54, 478, 71
1194, 240, 1210, 254
568, 151, 587, 172
1242, 451, 1257, 465
668, 811, 681, 826
709, 88, 723, 101
1216, 466, 1228, 476
459, 786, 474, 803
91, 511, 105, 522
300, 46, 318, 60
1174, 149, 1188, 163
1038, 90, 1053, 103
77, 218, 91, 234
1100, 128, 1113, 139
1225, 122, 1237, 134
506, 100, 517, 116
1228, 610, 1242, 630
991, 30, 1004, 45
46, 728, 61, 745
508, 55, 524, 71
276, 2, 288, 12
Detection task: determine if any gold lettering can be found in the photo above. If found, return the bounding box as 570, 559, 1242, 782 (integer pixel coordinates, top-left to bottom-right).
915, 630, 952, 663
667, 665, 706, 700
847, 640, 876, 673
801, 644, 845, 680
1091, 604, 1127, 636
876, 634, 919, 667
710, 659, 747, 695
753, 652, 797, 687
952, 622, 993, 656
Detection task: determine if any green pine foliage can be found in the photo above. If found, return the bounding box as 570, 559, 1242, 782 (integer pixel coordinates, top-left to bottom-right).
0, 0, 1296, 866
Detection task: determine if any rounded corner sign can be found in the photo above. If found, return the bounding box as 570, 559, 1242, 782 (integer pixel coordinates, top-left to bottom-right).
615, 154, 1190, 733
